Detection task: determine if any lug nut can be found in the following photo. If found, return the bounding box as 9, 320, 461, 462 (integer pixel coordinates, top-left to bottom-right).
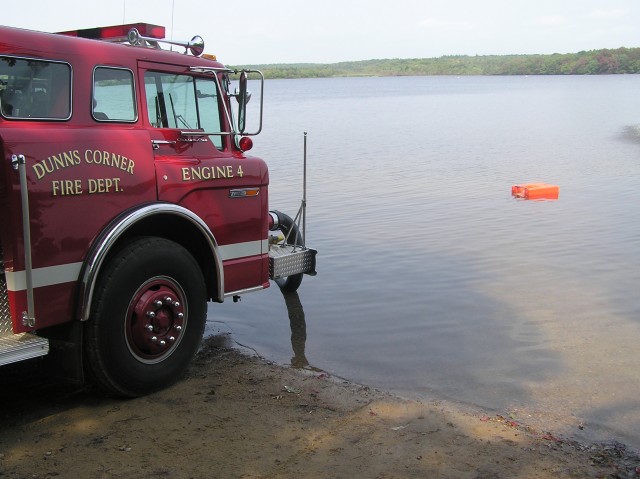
154, 300, 163, 308
151, 336, 158, 342
164, 296, 173, 304
173, 301, 180, 308
145, 324, 154, 332
175, 325, 182, 331
169, 336, 175, 342
177, 313, 184, 320
146, 311, 156, 318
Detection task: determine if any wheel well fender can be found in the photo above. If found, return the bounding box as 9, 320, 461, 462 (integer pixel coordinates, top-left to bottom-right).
77, 203, 224, 322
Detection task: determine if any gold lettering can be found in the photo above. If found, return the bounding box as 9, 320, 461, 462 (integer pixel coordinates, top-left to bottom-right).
32, 150, 81, 181
83, 150, 134, 174
52, 179, 82, 196
32, 150, 133, 184
109, 153, 121, 169
61, 150, 80, 167
87, 177, 123, 194
89, 178, 103, 193
52, 154, 66, 170
181, 165, 237, 182
85, 150, 95, 164
33, 162, 46, 180
41, 158, 55, 175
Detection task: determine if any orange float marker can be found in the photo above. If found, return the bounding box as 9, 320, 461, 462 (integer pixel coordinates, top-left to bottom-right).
511, 183, 559, 200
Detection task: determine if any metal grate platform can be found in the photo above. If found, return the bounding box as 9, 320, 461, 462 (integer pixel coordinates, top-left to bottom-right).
269, 245, 317, 280
0, 333, 49, 367
0, 244, 49, 366
1, 247, 11, 336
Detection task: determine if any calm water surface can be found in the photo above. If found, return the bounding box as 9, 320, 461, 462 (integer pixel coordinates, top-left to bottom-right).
207, 75, 640, 447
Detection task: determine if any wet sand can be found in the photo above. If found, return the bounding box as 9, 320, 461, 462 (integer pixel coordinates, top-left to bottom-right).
1, 337, 639, 479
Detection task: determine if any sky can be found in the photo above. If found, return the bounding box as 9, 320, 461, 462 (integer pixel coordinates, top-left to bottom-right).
4, 0, 640, 64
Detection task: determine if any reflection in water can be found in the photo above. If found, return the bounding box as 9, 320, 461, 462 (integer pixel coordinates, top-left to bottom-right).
620, 124, 640, 143
282, 290, 321, 371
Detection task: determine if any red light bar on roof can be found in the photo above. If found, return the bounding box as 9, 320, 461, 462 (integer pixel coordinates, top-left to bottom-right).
58, 23, 165, 41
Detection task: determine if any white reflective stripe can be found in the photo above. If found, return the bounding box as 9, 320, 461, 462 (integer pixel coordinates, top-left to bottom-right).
5, 239, 269, 292
220, 239, 269, 261
5, 262, 83, 292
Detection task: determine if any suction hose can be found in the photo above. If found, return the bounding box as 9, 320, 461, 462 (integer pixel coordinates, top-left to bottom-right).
269, 210, 304, 292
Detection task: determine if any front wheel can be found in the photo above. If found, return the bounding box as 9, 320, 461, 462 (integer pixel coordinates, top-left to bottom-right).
84, 237, 207, 397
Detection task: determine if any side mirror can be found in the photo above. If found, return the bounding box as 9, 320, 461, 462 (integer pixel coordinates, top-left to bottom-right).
237, 71, 249, 134
230, 69, 263, 137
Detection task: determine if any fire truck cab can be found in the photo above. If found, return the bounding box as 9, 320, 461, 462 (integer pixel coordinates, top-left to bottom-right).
0, 23, 316, 396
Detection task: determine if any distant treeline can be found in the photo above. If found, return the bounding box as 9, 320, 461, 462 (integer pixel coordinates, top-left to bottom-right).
233, 47, 640, 79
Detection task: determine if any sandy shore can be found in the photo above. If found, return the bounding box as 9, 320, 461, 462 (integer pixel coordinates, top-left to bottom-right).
1, 336, 639, 479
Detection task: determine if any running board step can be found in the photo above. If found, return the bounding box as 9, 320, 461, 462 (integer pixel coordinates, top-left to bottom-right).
0, 333, 49, 366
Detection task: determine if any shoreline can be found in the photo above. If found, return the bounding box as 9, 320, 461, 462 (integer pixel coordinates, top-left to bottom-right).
1, 336, 639, 478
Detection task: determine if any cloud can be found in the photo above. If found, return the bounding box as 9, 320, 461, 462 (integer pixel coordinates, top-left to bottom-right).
419, 17, 471, 30
536, 15, 567, 26
590, 9, 626, 19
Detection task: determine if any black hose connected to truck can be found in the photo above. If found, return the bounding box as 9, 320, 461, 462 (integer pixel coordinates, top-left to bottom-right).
271, 211, 304, 292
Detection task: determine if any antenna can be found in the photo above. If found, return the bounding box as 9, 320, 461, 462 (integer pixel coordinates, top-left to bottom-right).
171, 0, 175, 43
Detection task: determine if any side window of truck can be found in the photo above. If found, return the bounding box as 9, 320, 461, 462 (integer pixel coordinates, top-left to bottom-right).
144, 71, 223, 149
92, 67, 136, 122
0, 56, 71, 120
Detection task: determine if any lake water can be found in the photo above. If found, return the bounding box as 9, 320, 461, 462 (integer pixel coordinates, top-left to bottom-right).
206, 75, 640, 448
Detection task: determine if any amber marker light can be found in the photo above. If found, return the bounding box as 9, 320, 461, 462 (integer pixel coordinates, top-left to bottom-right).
229, 188, 260, 198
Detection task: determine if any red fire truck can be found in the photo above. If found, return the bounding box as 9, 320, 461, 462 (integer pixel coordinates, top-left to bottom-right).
0, 23, 316, 396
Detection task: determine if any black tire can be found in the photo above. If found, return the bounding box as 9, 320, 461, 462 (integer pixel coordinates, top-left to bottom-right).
274, 215, 304, 293
84, 237, 207, 397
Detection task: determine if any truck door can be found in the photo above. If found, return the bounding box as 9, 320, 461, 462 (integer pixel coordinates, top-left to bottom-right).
139, 63, 268, 294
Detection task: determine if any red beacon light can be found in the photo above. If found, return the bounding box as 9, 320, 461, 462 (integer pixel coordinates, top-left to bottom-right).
238, 136, 253, 152
57, 23, 205, 57
58, 23, 166, 41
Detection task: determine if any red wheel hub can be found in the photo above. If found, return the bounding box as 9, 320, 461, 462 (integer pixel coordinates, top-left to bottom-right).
126, 277, 186, 362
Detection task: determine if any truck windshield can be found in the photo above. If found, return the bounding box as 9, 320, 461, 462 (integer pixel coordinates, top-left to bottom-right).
0, 56, 71, 120
144, 71, 223, 149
